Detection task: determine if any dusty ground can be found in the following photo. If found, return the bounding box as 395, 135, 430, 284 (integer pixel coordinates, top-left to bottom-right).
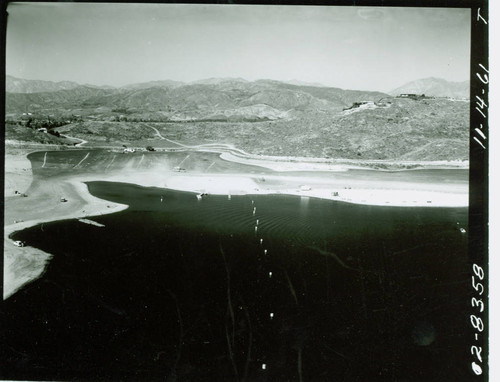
4, 153, 33, 197
3, 145, 469, 299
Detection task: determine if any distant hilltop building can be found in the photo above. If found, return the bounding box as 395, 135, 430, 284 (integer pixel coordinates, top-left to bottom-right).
397, 93, 432, 100
342, 101, 371, 111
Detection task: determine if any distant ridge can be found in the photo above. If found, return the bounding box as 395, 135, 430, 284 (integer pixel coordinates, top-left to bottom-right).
389, 77, 469, 99
6, 75, 83, 93
6, 75, 117, 93
121, 79, 185, 89
189, 77, 249, 86
285, 79, 326, 87
7, 75, 470, 99
6, 76, 388, 119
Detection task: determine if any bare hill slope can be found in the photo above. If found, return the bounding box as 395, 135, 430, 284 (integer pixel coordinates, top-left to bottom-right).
389, 77, 469, 99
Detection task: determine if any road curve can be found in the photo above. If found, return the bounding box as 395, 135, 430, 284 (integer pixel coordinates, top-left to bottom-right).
146, 125, 188, 147
61, 134, 88, 147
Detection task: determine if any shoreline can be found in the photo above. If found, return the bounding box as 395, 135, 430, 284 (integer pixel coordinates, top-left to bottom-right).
4, 147, 468, 299
155, 173, 468, 208
88, 169, 468, 208
4, 177, 128, 299
218, 151, 469, 172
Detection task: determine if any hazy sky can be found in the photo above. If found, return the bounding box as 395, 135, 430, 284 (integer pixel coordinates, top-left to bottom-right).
6, 3, 470, 92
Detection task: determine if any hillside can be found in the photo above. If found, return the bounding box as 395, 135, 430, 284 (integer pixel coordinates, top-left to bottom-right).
4, 76, 469, 161
6, 87, 117, 112
5, 79, 388, 121
266, 97, 469, 160
389, 77, 469, 99
144, 97, 468, 160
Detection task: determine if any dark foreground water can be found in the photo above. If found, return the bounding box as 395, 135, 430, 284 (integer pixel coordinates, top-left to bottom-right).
3, 182, 469, 381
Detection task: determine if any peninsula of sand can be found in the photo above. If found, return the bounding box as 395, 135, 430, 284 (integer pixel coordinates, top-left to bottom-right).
4, 145, 468, 299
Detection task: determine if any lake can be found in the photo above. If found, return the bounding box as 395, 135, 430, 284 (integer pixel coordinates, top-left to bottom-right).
3, 182, 469, 381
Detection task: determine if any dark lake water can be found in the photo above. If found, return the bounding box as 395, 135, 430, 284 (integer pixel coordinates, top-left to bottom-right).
3, 182, 470, 381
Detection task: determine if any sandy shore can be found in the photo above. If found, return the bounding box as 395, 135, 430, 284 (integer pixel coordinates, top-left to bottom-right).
100, 171, 468, 208
4, 178, 128, 299
4, 148, 468, 299
4, 146, 129, 299
4, 152, 35, 197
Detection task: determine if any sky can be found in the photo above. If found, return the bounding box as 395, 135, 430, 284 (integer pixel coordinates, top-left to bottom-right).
6, 3, 471, 92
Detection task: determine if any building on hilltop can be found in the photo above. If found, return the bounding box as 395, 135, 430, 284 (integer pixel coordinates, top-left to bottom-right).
397, 93, 428, 100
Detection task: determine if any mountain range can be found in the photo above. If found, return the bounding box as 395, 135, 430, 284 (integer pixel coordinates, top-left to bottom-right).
5, 76, 470, 121
6, 74, 470, 98
5, 75, 391, 121
389, 77, 469, 99
5, 75, 115, 93
5, 75, 329, 92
